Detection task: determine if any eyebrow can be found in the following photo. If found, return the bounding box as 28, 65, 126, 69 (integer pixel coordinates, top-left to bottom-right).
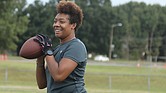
55, 17, 69, 20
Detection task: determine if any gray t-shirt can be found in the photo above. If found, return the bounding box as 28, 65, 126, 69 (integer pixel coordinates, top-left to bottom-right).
46, 38, 87, 93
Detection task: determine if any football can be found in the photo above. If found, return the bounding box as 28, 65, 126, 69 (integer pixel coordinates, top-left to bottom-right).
19, 36, 43, 59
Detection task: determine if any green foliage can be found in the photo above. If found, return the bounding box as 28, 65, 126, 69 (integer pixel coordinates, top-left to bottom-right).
114, 2, 165, 60
17, 0, 58, 55
1, 0, 166, 60
0, 0, 29, 54
77, 0, 113, 55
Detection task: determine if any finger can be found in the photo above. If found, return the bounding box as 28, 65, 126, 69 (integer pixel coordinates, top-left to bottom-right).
34, 36, 45, 48
36, 35, 46, 46
37, 35, 44, 40
33, 37, 40, 43
38, 34, 47, 39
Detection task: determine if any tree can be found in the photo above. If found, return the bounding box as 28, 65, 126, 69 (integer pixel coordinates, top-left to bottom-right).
114, 2, 164, 60
0, 0, 29, 54
157, 6, 166, 61
14, 0, 166, 61
17, 0, 58, 55
76, 0, 114, 55
140, 5, 161, 61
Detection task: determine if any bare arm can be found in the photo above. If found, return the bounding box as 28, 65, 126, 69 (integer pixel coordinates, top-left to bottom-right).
45, 55, 77, 82
36, 56, 47, 89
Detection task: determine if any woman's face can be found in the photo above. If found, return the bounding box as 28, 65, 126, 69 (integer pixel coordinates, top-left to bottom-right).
53, 13, 75, 40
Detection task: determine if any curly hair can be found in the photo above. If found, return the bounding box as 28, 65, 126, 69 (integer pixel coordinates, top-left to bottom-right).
56, 1, 83, 31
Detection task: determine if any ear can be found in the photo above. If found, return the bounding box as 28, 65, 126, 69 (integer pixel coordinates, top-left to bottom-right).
71, 23, 77, 30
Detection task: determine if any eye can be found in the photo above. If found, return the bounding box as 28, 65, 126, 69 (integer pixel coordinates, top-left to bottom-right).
59, 20, 66, 24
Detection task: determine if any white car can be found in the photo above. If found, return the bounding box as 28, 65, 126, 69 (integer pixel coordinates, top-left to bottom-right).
94, 55, 109, 62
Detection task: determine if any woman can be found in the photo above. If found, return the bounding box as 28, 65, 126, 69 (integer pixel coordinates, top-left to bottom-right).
35, 1, 87, 93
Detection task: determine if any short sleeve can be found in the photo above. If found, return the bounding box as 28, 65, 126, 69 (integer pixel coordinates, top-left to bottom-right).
63, 40, 87, 63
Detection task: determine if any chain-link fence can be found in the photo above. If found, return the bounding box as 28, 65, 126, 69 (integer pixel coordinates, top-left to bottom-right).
1, 67, 166, 93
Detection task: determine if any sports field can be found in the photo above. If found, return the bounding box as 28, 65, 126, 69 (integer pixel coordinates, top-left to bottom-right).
0, 58, 166, 93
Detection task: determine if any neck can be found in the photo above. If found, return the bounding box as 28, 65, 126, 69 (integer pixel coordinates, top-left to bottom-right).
60, 36, 76, 44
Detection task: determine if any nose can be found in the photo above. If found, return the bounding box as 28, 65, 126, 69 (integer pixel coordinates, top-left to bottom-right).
53, 21, 59, 28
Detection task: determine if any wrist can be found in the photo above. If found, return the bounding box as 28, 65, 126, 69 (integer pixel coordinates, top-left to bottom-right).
45, 49, 53, 56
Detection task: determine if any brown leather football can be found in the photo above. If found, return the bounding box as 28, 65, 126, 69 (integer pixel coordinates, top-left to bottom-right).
19, 36, 43, 59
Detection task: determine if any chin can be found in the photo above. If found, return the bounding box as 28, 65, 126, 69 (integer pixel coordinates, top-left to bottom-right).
55, 35, 61, 39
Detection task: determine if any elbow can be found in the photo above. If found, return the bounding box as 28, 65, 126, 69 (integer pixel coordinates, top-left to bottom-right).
53, 75, 66, 82
37, 82, 47, 89
38, 85, 46, 89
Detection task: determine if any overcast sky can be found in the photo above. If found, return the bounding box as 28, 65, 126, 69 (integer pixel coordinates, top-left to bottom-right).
27, 0, 166, 6
112, 0, 166, 6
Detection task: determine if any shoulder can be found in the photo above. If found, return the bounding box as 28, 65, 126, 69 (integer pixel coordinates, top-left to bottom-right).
69, 38, 87, 51
71, 38, 86, 47
63, 38, 87, 63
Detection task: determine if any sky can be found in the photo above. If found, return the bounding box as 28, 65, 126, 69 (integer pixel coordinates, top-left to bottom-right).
27, 0, 166, 6
112, 0, 166, 6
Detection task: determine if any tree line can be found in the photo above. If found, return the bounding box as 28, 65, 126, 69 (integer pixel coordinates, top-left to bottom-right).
0, 0, 166, 61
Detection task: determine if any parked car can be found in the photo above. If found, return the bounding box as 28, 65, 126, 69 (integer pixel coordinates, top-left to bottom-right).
94, 55, 109, 62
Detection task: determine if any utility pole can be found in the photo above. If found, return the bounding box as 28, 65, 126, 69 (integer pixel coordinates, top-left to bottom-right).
109, 23, 122, 60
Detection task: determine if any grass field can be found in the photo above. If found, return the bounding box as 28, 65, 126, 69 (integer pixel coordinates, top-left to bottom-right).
0, 58, 166, 93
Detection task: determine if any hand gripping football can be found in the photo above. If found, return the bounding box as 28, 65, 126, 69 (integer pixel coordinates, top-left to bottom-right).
19, 36, 43, 59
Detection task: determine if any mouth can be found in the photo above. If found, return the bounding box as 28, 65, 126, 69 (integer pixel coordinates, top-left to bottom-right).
55, 29, 61, 32
54, 27, 62, 32
54, 29, 62, 35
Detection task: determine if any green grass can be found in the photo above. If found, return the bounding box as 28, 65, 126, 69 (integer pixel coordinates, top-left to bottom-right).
0, 59, 166, 93
85, 65, 166, 93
